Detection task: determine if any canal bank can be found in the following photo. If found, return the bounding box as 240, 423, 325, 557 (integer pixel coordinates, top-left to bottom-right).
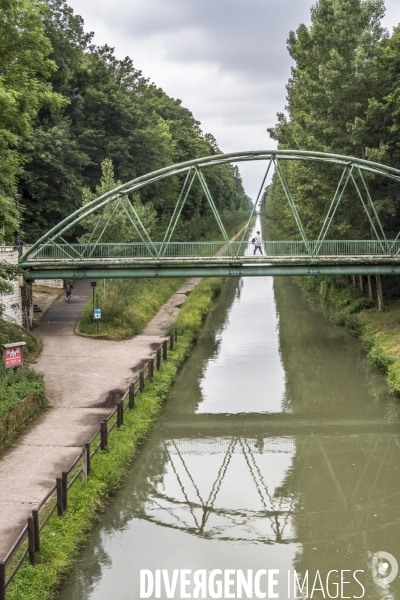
54, 248, 400, 600
264, 215, 400, 401
5, 276, 224, 600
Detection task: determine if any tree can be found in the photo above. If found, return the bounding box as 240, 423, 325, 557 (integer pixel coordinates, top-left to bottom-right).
266, 0, 387, 240
0, 0, 63, 241
79, 158, 158, 243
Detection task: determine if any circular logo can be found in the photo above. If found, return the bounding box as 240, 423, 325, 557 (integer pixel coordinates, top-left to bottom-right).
372, 552, 398, 586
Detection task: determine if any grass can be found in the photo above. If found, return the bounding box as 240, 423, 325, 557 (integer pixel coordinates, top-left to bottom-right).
0, 319, 45, 423
7, 276, 224, 600
77, 278, 186, 340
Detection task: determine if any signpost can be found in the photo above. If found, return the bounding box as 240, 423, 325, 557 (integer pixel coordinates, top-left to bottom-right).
91, 281, 97, 323
93, 308, 101, 321
3, 342, 26, 369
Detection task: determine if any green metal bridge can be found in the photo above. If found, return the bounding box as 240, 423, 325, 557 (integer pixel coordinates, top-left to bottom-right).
20, 149, 400, 280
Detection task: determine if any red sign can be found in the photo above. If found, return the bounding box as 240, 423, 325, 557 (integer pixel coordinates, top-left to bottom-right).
4, 345, 23, 368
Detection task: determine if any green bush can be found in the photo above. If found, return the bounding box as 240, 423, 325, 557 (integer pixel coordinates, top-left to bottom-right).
0, 366, 45, 419
368, 344, 394, 374
388, 361, 400, 395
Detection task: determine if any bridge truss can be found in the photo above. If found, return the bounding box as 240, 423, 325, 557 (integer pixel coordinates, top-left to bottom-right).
20, 150, 400, 279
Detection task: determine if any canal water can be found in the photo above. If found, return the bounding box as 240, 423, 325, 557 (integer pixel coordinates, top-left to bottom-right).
58, 225, 400, 600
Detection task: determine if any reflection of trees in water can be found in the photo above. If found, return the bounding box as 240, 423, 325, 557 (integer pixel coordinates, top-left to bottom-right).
273, 277, 392, 416
166, 277, 239, 414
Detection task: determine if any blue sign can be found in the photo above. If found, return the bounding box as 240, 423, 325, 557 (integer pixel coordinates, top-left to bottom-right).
93, 308, 102, 320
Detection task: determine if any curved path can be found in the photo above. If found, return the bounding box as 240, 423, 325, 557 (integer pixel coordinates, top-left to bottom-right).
0, 277, 198, 559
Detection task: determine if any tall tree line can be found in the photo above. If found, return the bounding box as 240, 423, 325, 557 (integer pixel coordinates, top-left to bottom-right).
0, 0, 251, 244
265, 0, 400, 243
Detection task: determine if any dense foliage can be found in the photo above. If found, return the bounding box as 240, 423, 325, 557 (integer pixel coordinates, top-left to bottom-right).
0, 319, 44, 420
0, 0, 252, 244
264, 0, 400, 242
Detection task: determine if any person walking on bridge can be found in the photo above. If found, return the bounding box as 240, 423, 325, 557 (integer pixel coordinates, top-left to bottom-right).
253, 231, 263, 255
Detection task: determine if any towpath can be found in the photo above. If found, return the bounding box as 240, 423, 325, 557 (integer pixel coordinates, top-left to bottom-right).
0, 225, 249, 560
0, 277, 199, 559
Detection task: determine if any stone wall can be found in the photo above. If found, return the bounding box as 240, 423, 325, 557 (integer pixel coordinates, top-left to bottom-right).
0, 247, 33, 328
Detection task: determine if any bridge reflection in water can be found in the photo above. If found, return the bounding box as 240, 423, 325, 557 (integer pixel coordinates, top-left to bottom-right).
57, 267, 400, 600
132, 430, 400, 547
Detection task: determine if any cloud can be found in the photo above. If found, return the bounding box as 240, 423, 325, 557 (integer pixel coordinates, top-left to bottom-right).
66, 0, 400, 197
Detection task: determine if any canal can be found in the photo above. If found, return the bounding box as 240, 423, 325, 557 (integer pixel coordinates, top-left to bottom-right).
58, 225, 400, 600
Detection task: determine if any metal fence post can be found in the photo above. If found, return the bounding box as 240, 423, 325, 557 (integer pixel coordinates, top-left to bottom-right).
157, 348, 161, 370
56, 478, 63, 516
0, 561, 5, 600
27, 516, 35, 565
129, 383, 135, 409
163, 340, 167, 361
32, 509, 40, 552
140, 370, 145, 393
62, 471, 68, 511
100, 420, 107, 450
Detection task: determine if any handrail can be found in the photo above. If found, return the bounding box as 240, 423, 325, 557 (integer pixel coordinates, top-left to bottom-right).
1, 330, 177, 598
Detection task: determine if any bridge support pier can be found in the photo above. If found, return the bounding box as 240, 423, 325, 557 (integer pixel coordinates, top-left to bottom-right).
359, 275, 365, 293
367, 275, 374, 301
376, 274, 385, 312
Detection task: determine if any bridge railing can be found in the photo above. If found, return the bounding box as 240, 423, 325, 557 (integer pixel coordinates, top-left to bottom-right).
22, 240, 400, 262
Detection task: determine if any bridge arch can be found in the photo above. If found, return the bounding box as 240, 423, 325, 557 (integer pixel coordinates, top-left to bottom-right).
20, 150, 400, 279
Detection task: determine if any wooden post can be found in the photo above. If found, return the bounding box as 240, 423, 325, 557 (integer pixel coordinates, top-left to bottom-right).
163, 340, 168, 361
32, 509, 40, 552
149, 358, 153, 382
129, 383, 135, 409
359, 275, 365, 293
56, 477, 63, 516
157, 348, 161, 370
352, 275, 357, 288
85, 443, 91, 476
140, 370, 145, 393
170, 334, 174, 351
117, 401, 123, 427
376, 274, 385, 312
0, 561, 6, 600
100, 420, 108, 450
174, 328, 177, 342
368, 275, 374, 300
27, 516, 35, 565
62, 471, 68, 511
0, 560, 6, 600
82, 447, 88, 483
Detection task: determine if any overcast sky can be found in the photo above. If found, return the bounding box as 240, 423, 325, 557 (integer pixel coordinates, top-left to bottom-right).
67, 0, 400, 198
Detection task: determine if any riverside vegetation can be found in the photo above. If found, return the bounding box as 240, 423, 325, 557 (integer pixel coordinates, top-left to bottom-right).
0, 320, 45, 428
7, 277, 224, 600
262, 0, 400, 398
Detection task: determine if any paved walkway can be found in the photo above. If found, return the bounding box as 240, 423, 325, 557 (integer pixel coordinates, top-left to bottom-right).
0, 277, 199, 559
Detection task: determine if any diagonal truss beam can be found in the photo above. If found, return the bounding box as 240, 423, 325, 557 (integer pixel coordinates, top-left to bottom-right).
159, 169, 196, 257
350, 169, 388, 253
195, 167, 232, 253
120, 197, 157, 257
237, 158, 273, 256
314, 165, 354, 256
273, 156, 312, 255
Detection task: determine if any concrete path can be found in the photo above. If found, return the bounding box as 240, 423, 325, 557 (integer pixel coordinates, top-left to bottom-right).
0, 277, 200, 559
